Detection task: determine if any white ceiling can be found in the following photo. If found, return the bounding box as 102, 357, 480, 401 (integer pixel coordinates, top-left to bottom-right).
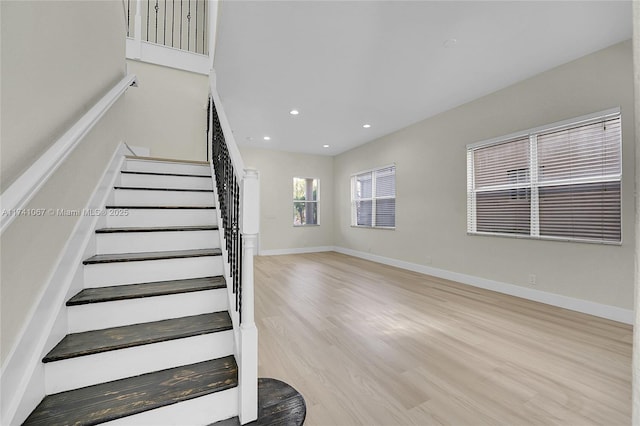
213, 1, 632, 156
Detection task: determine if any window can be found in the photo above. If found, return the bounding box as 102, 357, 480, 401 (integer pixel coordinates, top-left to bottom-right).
293, 177, 319, 226
467, 109, 621, 244
351, 165, 396, 228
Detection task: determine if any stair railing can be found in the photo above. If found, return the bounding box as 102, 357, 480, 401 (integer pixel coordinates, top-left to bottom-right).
208, 81, 259, 424
126, 0, 208, 55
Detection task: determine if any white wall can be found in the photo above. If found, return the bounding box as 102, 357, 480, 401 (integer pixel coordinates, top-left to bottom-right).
631, 2, 639, 422
125, 60, 208, 161
333, 40, 635, 310
1, 0, 126, 191
0, 0, 127, 364
239, 147, 334, 253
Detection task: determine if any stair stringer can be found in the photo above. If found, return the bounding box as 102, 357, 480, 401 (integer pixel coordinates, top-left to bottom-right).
0, 143, 134, 426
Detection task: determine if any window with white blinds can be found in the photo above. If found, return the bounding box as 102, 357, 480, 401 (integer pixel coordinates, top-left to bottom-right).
467, 109, 621, 244
351, 165, 396, 228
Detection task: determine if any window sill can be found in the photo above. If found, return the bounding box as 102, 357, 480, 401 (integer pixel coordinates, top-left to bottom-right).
351, 225, 396, 230
467, 231, 622, 246
293, 224, 320, 227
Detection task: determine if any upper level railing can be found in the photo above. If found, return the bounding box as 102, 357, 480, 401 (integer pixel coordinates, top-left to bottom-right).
126, 0, 208, 55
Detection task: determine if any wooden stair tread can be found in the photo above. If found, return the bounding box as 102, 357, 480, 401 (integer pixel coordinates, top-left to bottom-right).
95, 225, 218, 233
24, 357, 237, 426
67, 276, 226, 306
83, 248, 221, 264
211, 378, 306, 426
121, 170, 212, 178
43, 312, 232, 362
114, 186, 213, 193
125, 155, 209, 165
105, 205, 215, 209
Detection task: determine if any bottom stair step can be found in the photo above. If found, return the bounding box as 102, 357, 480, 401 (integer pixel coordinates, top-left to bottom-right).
24, 356, 238, 426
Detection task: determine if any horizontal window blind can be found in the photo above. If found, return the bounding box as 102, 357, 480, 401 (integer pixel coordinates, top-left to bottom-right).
467, 111, 621, 244
352, 165, 396, 228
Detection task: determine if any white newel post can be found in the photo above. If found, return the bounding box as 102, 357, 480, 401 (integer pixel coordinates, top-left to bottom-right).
132, 0, 143, 58
238, 168, 259, 424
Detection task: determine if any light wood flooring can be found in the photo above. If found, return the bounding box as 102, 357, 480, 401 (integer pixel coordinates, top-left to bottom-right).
254, 252, 632, 426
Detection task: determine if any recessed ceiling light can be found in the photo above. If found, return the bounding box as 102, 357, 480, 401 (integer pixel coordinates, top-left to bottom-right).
363, 124, 371, 128
289, 109, 299, 115
443, 38, 458, 48
263, 136, 271, 141
323, 144, 330, 148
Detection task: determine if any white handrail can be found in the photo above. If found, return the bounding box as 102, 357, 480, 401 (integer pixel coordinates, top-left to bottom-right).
0, 74, 137, 235
209, 72, 246, 181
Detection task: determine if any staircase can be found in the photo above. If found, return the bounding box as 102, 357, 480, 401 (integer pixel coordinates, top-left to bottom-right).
23, 156, 241, 425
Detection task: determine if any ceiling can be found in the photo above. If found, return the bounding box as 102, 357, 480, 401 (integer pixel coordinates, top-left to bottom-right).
213, 1, 632, 156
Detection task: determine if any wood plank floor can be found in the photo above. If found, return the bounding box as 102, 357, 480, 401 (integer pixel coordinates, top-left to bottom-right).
254, 252, 632, 426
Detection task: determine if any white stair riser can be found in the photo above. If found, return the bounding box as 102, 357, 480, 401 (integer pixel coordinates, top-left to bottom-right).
84, 256, 223, 288
113, 189, 214, 207
124, 160, 210, 176
120, 173, 213, 190
45, 331, 234, 394
103, 387, 238, 426
105, 209, 217, 228
96, 230, 220, 254
67, 289, 229, 333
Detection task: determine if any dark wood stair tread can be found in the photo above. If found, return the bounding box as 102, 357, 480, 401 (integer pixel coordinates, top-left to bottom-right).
95, 225, 218, 233
106, 205, 215, 209
212, 378, 306, 426
67, 276, 226, 306
43, 312, 232, 362
121, 170, 212, 178
125, 155, 210, 165
83, 248, 221, 264
24, 356, 237, 426
114, 186, 213, 193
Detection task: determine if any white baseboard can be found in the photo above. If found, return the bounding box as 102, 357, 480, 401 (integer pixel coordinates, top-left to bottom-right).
332, 246, 633, 325
258, 246, 334, 256
0, 143, 129, 426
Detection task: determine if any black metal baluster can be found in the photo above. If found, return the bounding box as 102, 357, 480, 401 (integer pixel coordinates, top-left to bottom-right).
171, 0, 175, 47
163, 0, 167, 46
180, 0, 183, 49
146, 0, 150, 41
154, 0, 159, 43
194, 0, 198, 53
187, 0, 191, 52
127, 0, 131, 37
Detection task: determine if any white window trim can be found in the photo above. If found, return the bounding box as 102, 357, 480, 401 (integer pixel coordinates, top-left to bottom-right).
466, 107, 622, 245
293, 176, 320, 227
351, 164, 396, 229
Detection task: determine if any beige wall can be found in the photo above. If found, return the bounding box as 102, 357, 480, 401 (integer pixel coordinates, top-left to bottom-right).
334, 40, 635, 309
1, 0, 126, 191
124, 60, 208, 161
240, 147, 334, 252
0, 99, 127, 363
0, 0, 127, 363
631, 1, 639, 422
